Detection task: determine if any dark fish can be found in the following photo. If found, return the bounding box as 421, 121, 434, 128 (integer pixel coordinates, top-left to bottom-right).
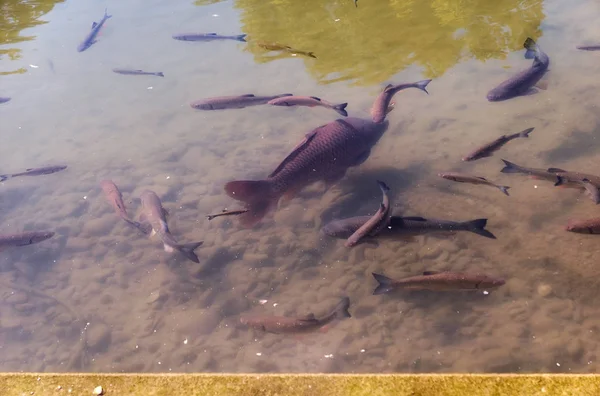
77, 8, 112, 52
239, 297, 351, 334
191, 93, 293, 110
372, 271, 505, 295
100, 180, 148, 232
139, 190, 203, 263
462, 127, 534, 161
0, 231, 55, 250
173, 33, 247, 42
0, 165, 67, 182
322, 216, 495, 239
370, 80, 431, 123
0, 97, 11, 104
206, 209, 249, 220
487, 37, 550, 102
257, 42, 316, 58
566, 218, 600, 234
112, 68, 164, 77
577, 45, 600, 51
501, 159, 600, 188
225, 117, 390, 226
268, 95, 348, 117
439, 172, 510, 196
345, 181, 392, 247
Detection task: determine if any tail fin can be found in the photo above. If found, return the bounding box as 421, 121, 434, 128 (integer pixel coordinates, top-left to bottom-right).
498, 185, 510, 196
157, 72, 165, 77
0, 175, 8, 182
500, 159, 521, 174
307, 52, 317, 59
334, 103, 348, 117
463, 218, 496, 239
105, 8, 112, 19
176, 241, 203, 263
377, 180, 390, 193
524, 37, 537, 59
333, 297, 351, 319
236, 34, 247, 42
519, 127, 534, 138
415, 79, 432, 94
224, 180, 277, 226
372, 272, 395, 295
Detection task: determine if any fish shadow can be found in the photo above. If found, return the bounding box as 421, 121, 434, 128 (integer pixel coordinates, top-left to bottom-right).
541, 127, 600, 164
0, 185, 40, 216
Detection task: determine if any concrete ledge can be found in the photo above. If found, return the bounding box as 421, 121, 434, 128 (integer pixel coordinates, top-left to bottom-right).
2, 374, 600, 395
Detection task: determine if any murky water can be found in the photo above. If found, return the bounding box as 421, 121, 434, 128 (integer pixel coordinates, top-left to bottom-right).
2, 0, 600, 373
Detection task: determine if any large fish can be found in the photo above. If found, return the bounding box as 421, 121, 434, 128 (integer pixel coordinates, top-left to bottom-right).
100, 180, 148, 232
322, 216, 495, 240
462, 127, 534, 161
268, 96, 348, 117
239, 297, 351, 334
139, 190, 203, 263
565, 218, 600, 234
345, 181, 392, 247
487, 38, 550, 102
173, 33, 247, 42
191, 93, 293, 110
0, 231, 55, 251
77, 9, 112, 52
372, 271, 505, 295
0, 165, 67, 182
370, 80, 431, 123
439, 172, 510, 196
112, 68, 164, 77
501, 159, 600, 188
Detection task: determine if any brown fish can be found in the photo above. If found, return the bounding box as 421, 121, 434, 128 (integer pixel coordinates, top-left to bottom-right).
565, 217, 600, 234
268, 96, 348, 117
100, 180, 148, 233
239, 297, 351, 334
439, 172, 510, 196
462, 127, 534, 161
206, 209, 249, 220
345, 181, 391, 247
190, 93, 293, 110
257, 42, 316, 58
372, 271, 505, 295
501, 159, 600, 189
370, 80, 431, 123
0, 231, 55, 251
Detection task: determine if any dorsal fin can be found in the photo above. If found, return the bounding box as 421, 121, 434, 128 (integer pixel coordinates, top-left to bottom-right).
91, 22, 98, 29
383, 84, 393, 93
547, 167, 566, 173
423, 271, 441, 276
26, 168, 33, 171
310, 96, 321, 101
268, 129, 319, 178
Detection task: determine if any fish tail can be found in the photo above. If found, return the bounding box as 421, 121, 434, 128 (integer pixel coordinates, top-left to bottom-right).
500, 159, 522, 174
376, 180, 390, 192
519, 127, 534, 138
307, 52, 317, 58
176, 241, 203, 263
0, 175, 8, 182
157, 72, 165, 77
524, 37, 538, 59
372, 272, 395, 295
224, 179, 278, 226
105, 8, 113, 18
333, 297, 352, 319
334, 103, 348, 117
463, 218, 496, 239
414, 79, 432, 94
498, 185, 510, 196
236, 34, 247, 42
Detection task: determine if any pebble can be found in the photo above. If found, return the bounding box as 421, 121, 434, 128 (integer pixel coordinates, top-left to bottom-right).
537, 283, 552, 297
93, 385, 104, 395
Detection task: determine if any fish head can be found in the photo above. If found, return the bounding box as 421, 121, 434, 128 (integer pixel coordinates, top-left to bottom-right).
190, 101, 213, 110
29, 231, 55, 244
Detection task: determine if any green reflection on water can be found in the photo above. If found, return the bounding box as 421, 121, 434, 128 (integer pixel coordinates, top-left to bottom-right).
199, 0, 545, 86
0, 0, 64, 74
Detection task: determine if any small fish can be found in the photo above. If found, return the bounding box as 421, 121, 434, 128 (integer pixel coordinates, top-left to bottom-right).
239, 297, 351, 334
78, 8, 112, 52
577, 45, 600, 51
112, 68, 164, 77
191, 93, 293, 110
0, 165, 67, 182
206, 209, 249, 220
139, 190, 203, 263
0, 231, 55, 250
370, 80, 431, 123
257, 42, 316, 58
100, 180, 148, 232
487, 37, 550, 101
173, 33, 247, 42
0, 97, 11, 104
372, 271, 505, 295
439, 172, 510, 196
268, 96, 348, 117
345, 181, 392, 247
462, 127, 534, 161
501, 159, 600, 188
565, 217, 600, 234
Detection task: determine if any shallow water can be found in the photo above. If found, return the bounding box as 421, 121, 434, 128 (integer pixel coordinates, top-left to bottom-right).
2, 0, 600, 373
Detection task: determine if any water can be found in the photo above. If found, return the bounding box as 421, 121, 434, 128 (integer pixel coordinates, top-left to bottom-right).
1, 0, 600, 373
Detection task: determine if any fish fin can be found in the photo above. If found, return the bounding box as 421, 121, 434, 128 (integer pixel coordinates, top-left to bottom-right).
176, 241, 203, 263
278, 93, 294, 98
500, 159, 521, 174
554, 176, 564, 187
26, 168, 34, 171
224, 180, 278, 227
519, 127, 534, 138
334, 297, 351, 319
150, 229, 157, 237
310, 96, 322, 101
0, 175, 8, 182
415, 79, 432, 94
535, 79, 549, 91
401, 216, 427, 221
388, 216, 404, 227
241, 94, 255, 97
269, 130, 318, 178
376, 180, 391, 192
385, 101, 396, 115
383, 84, 394, 93
582, 178, 591, 183
319, 325, 330, 333
463, 218, 496, 239
104, 8, 112, 18
547, 167, 566, 173
157, 72, 165, 77
91, 22, 98, 29
422, 271, 441, 276
333, 103, 348, 117
207, 33, 217, 35
307, 52, 317, 58
236, 34, 247, 42
372, 273, 395, 295
498, 185, 510, 196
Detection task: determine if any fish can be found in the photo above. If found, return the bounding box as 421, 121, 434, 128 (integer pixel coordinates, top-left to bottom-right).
462, 127, 534, 161
112, 68, 164, 77
172, 33, 247, 42
576, 45, 600, 51
239, 297, 351, 334
206, 209, 249, 220
257, 42, 316, 58
501, 159, 600, 188
322, 216, 495, 240
487, 37, 550, 102
0, 97, 11, 104
191, 93, 293, 110
268, 95, 348, 117
439, 172, 510, 196
0, 231, 55, 250
370, 80, 431, 123
100, 180, 149, 232
372, 271, 505, 295
567, 178, 600, 204
345, 181, 392, 247
139, 190, 203, 263
0, 165, 67, 182
565, 218, 600, 234
77, 8, 112, 52
225, 117, 390, 226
